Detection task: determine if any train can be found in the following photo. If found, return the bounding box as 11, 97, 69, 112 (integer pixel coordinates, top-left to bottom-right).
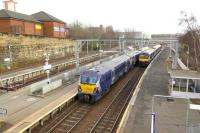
139, 45, 161, 66
78, 45, 161, 103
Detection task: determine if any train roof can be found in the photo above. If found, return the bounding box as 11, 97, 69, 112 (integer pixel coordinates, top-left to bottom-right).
84, 54, 129, 75
105, 54, 129, 69
141, 48, 155, 55
82, 50, 140, 76
140, 47, 150, 51
127, 50, 141, 57
153, 44, 161, 50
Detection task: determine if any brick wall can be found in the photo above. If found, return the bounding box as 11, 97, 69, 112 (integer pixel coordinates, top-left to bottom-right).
10, 19, 24, 34
0, 19, 66, 38
24, 22, 34, 35
43, 22, 53, 37
42, 22, 65, 38
0, 19, 11, 33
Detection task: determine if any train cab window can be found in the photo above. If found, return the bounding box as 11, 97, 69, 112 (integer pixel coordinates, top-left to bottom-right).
140, 54, 149, 59
81, 75, 98, 84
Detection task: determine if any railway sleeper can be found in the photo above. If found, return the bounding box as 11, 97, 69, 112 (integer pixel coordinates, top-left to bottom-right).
62, 122, 74, 127
65, 119, 77, 123
57, 128, 66, 132
70, 116, 81, 120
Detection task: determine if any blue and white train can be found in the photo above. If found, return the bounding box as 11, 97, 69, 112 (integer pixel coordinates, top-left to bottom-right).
77, 50, 141, 102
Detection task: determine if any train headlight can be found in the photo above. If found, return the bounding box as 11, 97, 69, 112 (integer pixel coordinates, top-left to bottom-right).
78, 85, 82, 92
93, 87, 99, 94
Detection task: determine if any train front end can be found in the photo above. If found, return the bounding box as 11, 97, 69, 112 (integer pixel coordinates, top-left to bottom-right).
78, 71, 101, 103
139, 53, 151, 66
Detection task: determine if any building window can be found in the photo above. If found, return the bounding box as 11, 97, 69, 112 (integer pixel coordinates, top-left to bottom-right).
11, 26, 22, 34
54, 27, 59, 32
35, 24, 42, 30
53, 27, 65, 32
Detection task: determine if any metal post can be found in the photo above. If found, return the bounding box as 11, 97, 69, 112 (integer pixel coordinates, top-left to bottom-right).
9, 45, 12, 63
172, 78, 174, 91
44, 52, 51, 84
186, 79, 189, 92
119, 35, 124, 52
151, 96, 156, 133
119, 37, 122, 52
174, 42, 178, 69
87, 41, 89, 54
141, 38, 143, 49
169, 42, 172, 58
75, 41, 80, 73
122, 39, 125, 52
186, 98, 189, 133
92, 40, 93, 51
151, 113, 156, 133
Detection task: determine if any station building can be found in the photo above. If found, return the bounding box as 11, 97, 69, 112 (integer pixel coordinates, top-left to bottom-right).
0, 9, 43, 35
0, 9, 67, 38
32, 11, 66, 38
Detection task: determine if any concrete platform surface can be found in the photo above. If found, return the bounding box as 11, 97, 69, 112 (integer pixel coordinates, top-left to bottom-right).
0, 80, 78, 132
118, 48, 200, 133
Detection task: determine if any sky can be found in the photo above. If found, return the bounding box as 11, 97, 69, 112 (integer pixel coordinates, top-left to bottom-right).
1, 0, 200, 34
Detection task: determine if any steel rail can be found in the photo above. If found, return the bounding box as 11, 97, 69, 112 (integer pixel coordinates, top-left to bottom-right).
89, 68, 144, 133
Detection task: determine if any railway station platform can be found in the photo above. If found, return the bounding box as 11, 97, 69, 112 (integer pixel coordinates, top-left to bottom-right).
0, 79, 78, 132
117, 47, 200, 133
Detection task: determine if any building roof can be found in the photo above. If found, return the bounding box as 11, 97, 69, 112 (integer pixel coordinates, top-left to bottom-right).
169, 70, 200, 80
0, 9, 40, 23
32, 11, 65, 23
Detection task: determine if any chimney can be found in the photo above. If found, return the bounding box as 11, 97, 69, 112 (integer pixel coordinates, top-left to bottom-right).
3, 0, 17, 12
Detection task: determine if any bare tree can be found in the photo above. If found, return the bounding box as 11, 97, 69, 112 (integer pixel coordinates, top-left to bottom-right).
179, 11, 200, 71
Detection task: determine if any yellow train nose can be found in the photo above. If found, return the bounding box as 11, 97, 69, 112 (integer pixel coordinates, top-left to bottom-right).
139, 58, 150, 62
80, 84, 96, 94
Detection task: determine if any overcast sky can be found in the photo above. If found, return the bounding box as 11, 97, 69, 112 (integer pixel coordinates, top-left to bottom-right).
1, 0, 200, 34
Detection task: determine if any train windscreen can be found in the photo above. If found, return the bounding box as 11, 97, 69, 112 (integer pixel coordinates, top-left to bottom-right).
140, 53, 149, 59
80, 75, 98, 84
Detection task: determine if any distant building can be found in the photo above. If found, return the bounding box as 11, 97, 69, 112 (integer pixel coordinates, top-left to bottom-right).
151, 34, 180, 40
105, 26, 113, 33
132, 32, 143, 39
122, 31, 143, 39
3, 0, 17, 12
0, 9, 67, 38
32, 11, 66, 38
0, 9, 43, 35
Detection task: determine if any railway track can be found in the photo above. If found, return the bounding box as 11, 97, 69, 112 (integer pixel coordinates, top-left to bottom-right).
88, 68, 144, 133
35, 101, 91, 133
32, 67, 144, 133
